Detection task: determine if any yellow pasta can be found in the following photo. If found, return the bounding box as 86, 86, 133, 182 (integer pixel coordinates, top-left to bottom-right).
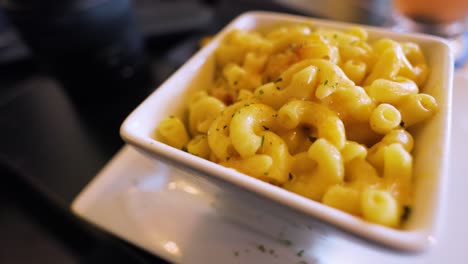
155, 23, 438, 228
186, 135, 211, 159
341, 141, 367, 164
343, 59, 367, 85
323, 185, 361, 215
189, 95, 225, 135
397, 93, 438, 127
366, 76, 419, 105
369, 103, 402, 135
156, 117, 190, 150
254, 64, 319, 109
277, 100, 346, 150
361, 188, 400, 227
230, 104, 277, 158
277, 128, 311, 155
345, 158, 381, 194
207, 100, 256, 161
367, 129, 414, 174
284, 138, 344, 200
221, 154, 273, 181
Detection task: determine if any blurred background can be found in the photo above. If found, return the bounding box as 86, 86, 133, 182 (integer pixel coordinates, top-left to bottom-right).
0, 0, 460, 263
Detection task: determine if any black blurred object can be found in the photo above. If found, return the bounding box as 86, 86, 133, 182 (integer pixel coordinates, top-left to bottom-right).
214, 0, 390, 28
0, 10, 30, 64
0, 1, 394, 263
133, 0, 213, 38
0, 156, 162, 264
2, 0, 154, 151
0, 1, 215, 263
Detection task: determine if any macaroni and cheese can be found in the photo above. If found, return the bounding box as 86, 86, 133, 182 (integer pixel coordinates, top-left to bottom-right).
155, 24, 438, 228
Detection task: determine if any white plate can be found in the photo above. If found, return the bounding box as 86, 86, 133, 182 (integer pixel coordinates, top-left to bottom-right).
72, 73, 468, 263
120, 11, 453, 251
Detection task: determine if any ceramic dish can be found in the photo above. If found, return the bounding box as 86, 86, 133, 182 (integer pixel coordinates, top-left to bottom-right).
72, 73, 467, 262
120, 11, 453, 251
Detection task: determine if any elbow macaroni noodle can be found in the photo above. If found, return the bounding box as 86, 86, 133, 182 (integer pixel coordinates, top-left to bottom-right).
156, 24, 438, 228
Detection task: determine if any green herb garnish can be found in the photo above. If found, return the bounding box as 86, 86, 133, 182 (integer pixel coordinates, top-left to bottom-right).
297, 249, 304, 257
401, 206, 412, 222
279, 238, 293, 246
257, 244, 266, 252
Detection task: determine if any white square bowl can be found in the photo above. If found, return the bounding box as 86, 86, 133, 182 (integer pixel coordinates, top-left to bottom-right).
120, 11, 453, 251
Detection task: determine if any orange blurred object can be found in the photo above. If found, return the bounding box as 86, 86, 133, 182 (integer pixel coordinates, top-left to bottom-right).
393, 0, 468, 24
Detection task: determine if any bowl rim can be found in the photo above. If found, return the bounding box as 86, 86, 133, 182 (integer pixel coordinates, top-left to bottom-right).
121, 11, 453, 252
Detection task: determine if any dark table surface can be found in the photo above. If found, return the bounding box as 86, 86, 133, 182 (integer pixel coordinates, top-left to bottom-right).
0, 1, 390, 263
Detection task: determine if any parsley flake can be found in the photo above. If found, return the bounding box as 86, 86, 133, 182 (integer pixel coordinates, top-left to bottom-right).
257, 244, 266, 252
262, 125, 270, 130
280, 238, 293, 246
297, 249, 305, 257
401, 205, 412, 222
274, 77, 283, 83
259, 89, 264, 95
